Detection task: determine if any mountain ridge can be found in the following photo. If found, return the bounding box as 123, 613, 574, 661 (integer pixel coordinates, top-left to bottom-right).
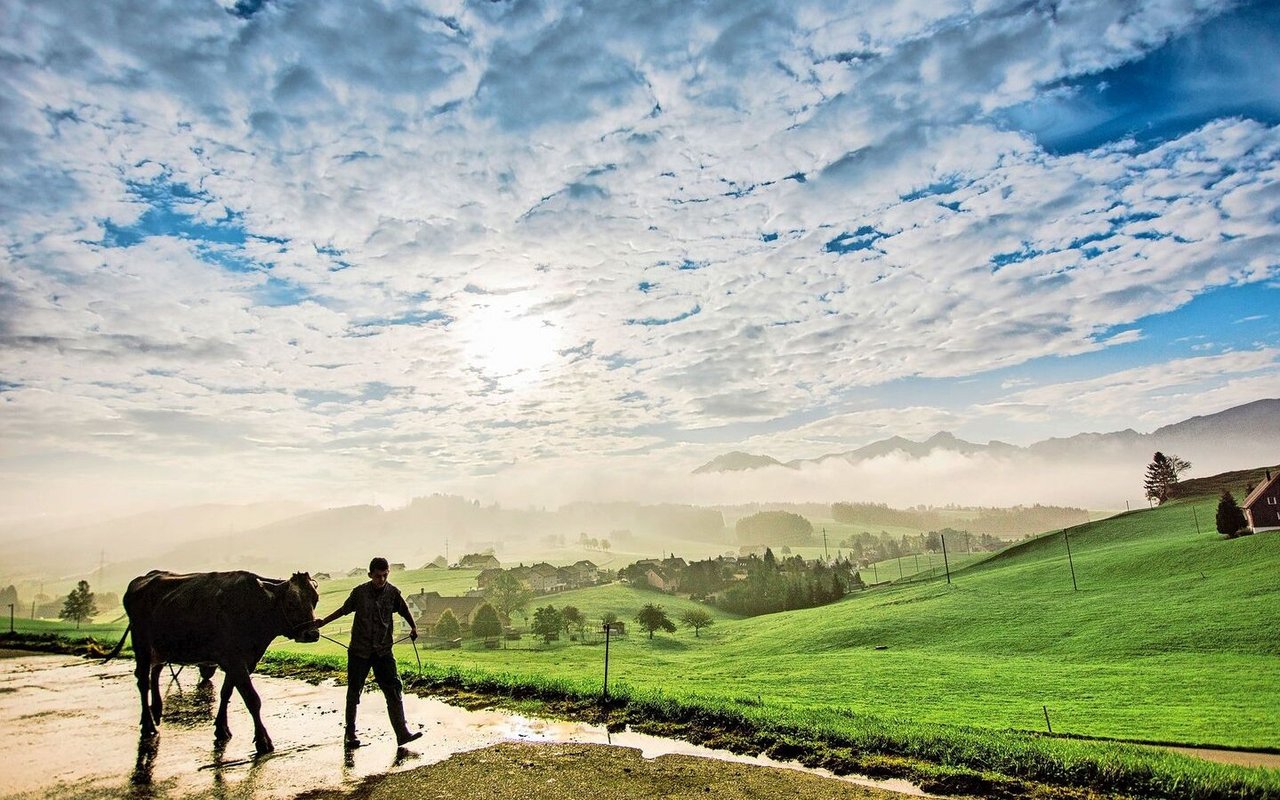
695, 398, 1280, 474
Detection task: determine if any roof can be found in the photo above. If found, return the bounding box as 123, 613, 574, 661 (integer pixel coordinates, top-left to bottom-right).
414, 595, 487, 623
1242, 469, 1280, 508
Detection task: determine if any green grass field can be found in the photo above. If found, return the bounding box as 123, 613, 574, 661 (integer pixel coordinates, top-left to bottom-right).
11, 485, 1279, 797
266, 492, 1280, 752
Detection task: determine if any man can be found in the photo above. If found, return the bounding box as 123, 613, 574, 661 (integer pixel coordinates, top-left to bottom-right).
313, 557, 423, 747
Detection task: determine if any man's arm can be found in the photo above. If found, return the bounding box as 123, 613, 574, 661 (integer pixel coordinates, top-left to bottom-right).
314, 591, 355, 628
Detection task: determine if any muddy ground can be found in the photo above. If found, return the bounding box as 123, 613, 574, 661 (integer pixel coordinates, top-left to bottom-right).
299, 741, 913, 800
0, 651, 921, 800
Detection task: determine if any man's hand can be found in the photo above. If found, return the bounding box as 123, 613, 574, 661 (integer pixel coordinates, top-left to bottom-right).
409, 627, 418, 641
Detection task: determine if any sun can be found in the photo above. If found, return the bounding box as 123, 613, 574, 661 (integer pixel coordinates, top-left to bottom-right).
460, 297, 561, 390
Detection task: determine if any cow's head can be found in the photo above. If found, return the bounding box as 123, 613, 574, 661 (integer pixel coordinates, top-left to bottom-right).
278, 572, 321, 643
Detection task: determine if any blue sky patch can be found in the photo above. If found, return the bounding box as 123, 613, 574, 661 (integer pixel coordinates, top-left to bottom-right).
999, 1, 1280, 154
626, 304, 702, 326
825, 226, 886, 254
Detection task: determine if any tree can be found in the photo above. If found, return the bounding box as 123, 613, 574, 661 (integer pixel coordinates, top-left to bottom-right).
434, 608, 461, 640
635, 603, 676, 639
735, 510, 814, 545
678, 608, 714, 637
562, 605, 585, 638
1144, 451, 1191, 505
472, 602, 502, 643
1216, 490, 1249, 538
531, 605, 564, 644
59, 580, 97, 629
924, 531, 941, 552
484, 571, 532, 623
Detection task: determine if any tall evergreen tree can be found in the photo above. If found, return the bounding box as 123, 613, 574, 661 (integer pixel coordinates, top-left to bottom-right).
434, 608, 462, 640
1215, 490, 1249, 538
1144, 451, 1191, 505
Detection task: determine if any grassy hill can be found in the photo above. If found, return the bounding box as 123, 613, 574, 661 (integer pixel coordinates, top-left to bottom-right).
268, 487, 1280, 753
11, 474, 1280, 798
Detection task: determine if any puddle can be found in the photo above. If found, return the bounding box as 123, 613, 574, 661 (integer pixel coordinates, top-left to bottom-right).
0, 652, 926, 798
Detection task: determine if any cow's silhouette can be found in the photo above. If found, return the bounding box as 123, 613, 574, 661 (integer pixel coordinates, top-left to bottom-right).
106, 570, 320, 753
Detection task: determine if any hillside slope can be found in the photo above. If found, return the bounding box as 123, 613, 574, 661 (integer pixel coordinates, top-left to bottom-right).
276, 474, 1280, 749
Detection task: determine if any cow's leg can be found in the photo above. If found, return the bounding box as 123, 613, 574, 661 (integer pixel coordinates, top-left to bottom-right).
135, 655, 157, 737
226, 664, 273, 754
214, 673, 235, 742
148, 663, 164, 725
198, 664, 216, 688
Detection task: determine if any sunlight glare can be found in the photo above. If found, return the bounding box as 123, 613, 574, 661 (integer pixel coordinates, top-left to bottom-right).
460, 297, 561, 390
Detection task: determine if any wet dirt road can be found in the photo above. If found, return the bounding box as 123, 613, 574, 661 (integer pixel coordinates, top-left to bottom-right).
0, 651, 923, 800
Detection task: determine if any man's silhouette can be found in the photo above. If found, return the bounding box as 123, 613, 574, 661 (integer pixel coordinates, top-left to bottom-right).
314, 557, 422, 747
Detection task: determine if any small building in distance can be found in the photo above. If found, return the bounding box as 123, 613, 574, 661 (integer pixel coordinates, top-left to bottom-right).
1243, 469, 1280, 533
455, 553, 501, 570
406, 589, 488, 636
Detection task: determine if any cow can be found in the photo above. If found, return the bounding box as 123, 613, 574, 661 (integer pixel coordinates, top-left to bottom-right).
105, 570, 321, 754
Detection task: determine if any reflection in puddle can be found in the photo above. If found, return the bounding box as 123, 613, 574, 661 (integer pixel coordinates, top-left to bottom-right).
0, 653, 927, 799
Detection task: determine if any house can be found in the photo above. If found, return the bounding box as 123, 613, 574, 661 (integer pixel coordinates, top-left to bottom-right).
527, 562, 564, 593
1243, 469, 1280, 533
475, 568, 505, 590
407, 589, 488, 635
313, 572, 331, 581
455, 553, 501, 570
390, 562, 407, 572
557, 560, 599, 589
406, 590, 442, 617
644, 566, 679, 592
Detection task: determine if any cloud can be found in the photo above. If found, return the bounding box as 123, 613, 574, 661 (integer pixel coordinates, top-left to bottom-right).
1, 0, 1277, 519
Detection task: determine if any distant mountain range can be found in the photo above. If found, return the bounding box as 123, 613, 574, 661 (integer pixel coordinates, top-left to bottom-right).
693, 398, 1280, 474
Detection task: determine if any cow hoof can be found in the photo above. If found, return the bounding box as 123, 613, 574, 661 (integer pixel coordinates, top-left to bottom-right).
214, 729, 231, 743
255, 738, 274, 755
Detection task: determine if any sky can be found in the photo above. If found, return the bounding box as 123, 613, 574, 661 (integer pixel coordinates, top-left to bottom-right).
2, 0, 1279, 524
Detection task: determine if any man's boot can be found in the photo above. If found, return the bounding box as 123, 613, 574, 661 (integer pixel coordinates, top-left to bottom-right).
387, 693, 421, 746
344, 701, 361, 748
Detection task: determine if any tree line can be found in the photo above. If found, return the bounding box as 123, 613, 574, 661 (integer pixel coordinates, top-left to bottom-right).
836, 528, 1005, 564
831, 502, 1089, 537
621, 551, 863, 617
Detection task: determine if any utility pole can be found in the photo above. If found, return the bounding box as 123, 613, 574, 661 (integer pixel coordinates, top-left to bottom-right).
871, 561, 878, 583
1064, 530, 1078, 592
8, 603, 13, 633
1191, 507, 1201, 535
822, 527, 829, 561
601, 623, 614, 698
941, 534, 951, 585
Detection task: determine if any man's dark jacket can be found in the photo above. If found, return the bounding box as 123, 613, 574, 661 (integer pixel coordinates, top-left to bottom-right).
336, 582, 410, 658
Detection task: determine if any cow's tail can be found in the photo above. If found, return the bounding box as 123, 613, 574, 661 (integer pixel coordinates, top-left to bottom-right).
102, 624, 131, 662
